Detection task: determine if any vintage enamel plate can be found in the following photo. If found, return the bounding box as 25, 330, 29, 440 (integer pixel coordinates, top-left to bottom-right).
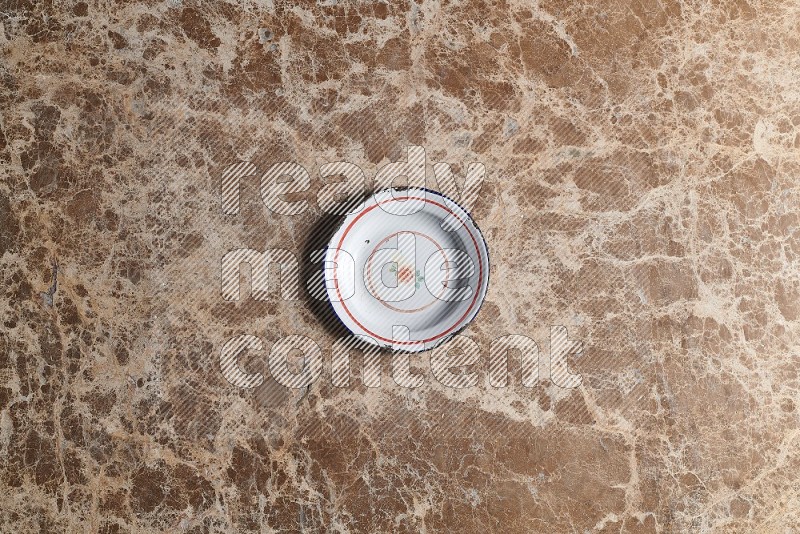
324, 188, 490, 352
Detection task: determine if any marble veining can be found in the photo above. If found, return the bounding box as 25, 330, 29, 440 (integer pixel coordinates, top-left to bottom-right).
1, 0, 799, 532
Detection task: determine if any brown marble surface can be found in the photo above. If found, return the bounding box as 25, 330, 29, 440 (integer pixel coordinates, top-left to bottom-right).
2, 0, 800, 532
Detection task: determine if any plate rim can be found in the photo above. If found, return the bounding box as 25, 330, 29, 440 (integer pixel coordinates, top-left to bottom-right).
324, 186, 491, 353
